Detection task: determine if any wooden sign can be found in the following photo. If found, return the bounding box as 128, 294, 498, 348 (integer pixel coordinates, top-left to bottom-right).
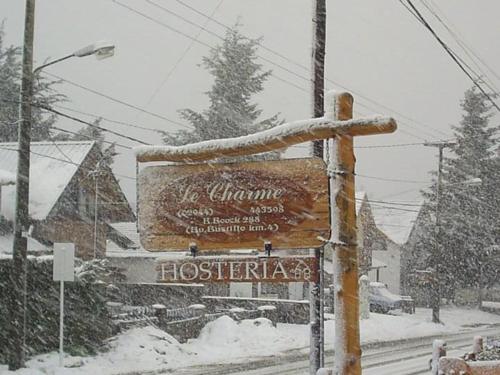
156, 256, 319, 283
138, 158, 330, 251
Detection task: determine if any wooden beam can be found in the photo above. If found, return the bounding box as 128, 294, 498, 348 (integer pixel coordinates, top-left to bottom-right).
135, 116, 396, 163
329, 92, 362, 374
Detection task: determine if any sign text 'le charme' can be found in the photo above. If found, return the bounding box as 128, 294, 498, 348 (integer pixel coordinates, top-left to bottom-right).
139, 158, 330, 251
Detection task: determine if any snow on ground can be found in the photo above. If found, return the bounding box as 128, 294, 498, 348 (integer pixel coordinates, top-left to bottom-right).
484, 301, 500, 309
2, 307, 500, 374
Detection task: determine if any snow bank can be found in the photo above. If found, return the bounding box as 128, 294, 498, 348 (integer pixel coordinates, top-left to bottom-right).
3, 308, 500, 374
186, 316, 300, 361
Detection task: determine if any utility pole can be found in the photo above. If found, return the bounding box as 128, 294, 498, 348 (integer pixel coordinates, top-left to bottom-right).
8, 0, 36, 370
310, 0, 326, 373
93, 164, 100, 259
424, 141, 455, 324
312, 0, 326, 156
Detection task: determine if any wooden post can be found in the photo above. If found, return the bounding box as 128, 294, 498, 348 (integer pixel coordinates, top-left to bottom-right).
327, 92, 362, 374
431, 339, 447, 375
135, 90, 397, 375
9, 0, 36, 370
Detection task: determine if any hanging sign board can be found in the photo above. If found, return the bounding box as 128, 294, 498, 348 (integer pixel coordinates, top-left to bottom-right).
139, 158, 330, 251
156, 256, 319, 283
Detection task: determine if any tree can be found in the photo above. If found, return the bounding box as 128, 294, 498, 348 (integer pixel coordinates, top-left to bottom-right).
163, 27, 282, 153
442, 87, 498, 292
0, 23, 63, 142
416, 87, 499, 300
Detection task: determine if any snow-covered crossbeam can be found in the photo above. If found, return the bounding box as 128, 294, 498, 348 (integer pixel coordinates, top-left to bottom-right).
135, 116, 397, 162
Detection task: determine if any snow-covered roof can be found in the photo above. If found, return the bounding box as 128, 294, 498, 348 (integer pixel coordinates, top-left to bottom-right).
106, 242, 195, 259
355, 191, 367, 215
110, 222, 140, 247
0, 141, 95, 221
107, 221, 153, 257
370, 203, 422, 245
0, 233, 48, 255
370, 258, 388, 269
0, 169, 16, 186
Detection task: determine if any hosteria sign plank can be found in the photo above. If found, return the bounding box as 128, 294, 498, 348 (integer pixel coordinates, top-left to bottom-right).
156, 256, 319, 283
139, 158, 330, 251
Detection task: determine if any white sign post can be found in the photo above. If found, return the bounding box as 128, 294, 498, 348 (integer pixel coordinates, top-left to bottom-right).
53, 243, 75, 368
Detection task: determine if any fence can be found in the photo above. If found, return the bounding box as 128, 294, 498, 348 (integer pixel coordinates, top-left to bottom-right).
432, 336, 500, 375
109, 302, 278, 342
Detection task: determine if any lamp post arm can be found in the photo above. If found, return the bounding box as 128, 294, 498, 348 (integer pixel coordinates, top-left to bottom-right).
33, 54, 74, 75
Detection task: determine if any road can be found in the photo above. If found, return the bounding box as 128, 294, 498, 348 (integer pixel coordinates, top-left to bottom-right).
173, 325, 500, 375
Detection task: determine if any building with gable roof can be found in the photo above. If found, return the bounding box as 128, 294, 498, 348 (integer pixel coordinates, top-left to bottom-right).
0, 141, 135, 258
368, 203, 422, 294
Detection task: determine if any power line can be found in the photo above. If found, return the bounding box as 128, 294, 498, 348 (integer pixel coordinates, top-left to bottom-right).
172, 0, 309, 72
43, 71, 192, 129
356, 173, 430, 184
167, 0, 452, 141
51, 126, 132, 150
427, 0, 500, 81
293, 138, 453, 150
1, 97, 153, 146
420, 0, 500, 92
140, 0, 225, 112
356, 142, 425, 149
355, 197, 421, 212
35, 104, 151, 145
112, 0, 310, 98
53, 104, 166, 134
0, 144, 136, 181
116, 0, 446, 142
404, 0, 500, 112
355, 140, 454, 149
362, 198, 422, 207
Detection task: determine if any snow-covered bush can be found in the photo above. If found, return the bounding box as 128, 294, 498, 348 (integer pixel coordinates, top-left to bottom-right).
0, 257, 116, 363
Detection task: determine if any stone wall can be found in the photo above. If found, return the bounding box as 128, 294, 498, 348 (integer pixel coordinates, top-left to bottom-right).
202, 295, 309, 324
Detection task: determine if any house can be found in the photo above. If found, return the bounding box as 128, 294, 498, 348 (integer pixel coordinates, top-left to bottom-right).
0, 141, 135, 259
368, 203, 421, 294
399, 205, 434, 304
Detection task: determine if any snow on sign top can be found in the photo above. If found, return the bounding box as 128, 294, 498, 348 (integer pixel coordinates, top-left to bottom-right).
134, 116, 396, 163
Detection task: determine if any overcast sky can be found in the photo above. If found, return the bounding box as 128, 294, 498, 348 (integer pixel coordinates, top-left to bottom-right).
2, 0, 499, 224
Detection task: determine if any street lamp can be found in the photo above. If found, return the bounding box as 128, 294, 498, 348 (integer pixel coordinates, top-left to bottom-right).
34, 41, 115, 74
9, 29, 115, 369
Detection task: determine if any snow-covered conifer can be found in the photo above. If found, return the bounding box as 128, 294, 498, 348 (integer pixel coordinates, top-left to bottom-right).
163, 26, 282, 157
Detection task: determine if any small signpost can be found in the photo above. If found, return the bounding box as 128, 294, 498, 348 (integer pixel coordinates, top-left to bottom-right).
53, 243, 75, 368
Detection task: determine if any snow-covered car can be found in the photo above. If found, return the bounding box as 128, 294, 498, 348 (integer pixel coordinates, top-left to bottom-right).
369, 282, 403, 314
